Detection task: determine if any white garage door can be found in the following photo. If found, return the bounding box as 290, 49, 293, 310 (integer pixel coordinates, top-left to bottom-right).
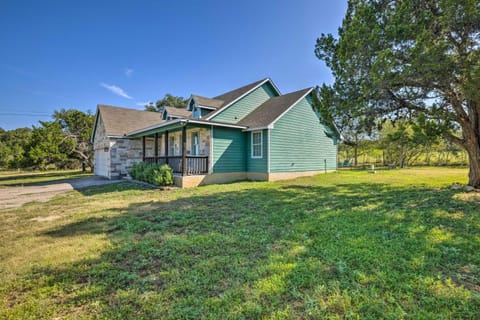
94, 150, 109, 178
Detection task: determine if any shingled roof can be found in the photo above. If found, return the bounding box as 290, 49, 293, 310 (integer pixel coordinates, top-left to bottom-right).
204, 78, 276, 120
164, 106, 192, 118
191, 95, 224, 109
237, 88, 313, 128
96, 104, 164, 137
213, 78, 269, 107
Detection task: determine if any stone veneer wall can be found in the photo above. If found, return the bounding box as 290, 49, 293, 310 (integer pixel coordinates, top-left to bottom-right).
168, 127, 210, 156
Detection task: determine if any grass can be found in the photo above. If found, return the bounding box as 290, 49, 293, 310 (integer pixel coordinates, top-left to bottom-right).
1, 167, 479, 319
0, 170, 92, 187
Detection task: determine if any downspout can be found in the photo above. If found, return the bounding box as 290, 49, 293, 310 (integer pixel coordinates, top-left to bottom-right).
267, 129, 271, 180
209, 125, 214, 174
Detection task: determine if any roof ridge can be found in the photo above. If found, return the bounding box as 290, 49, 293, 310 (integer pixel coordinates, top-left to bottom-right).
272, 87, 313, 98
212, 78, 269, 100
98, 104, 159, 114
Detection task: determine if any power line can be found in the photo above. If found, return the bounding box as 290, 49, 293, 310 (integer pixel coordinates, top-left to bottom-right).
0, 112, 51, 116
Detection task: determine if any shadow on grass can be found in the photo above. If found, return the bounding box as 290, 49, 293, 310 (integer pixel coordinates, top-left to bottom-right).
5, 182, 480, 318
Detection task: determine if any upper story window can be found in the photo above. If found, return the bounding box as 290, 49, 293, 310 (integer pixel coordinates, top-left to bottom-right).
251, 131, 262, 159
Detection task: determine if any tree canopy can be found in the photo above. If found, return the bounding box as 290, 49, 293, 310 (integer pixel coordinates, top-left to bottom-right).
0, 109, 94, 171
145, 94, 188, 112
315, 0, 480, 186
53, 109, 95, 170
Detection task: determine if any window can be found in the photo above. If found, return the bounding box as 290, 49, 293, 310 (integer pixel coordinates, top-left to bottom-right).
169, 136, 175, 156
191, 132, 199, 155
251, 131, 262, 159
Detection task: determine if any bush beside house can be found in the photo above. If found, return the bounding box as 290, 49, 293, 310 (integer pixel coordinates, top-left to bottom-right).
129, 162, 173, 186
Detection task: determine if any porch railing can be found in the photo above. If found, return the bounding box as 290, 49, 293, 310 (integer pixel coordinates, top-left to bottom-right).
143, 156, 209, 175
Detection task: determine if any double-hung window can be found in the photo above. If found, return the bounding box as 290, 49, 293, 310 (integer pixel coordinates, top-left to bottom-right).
169, 136, 175, 156
251, 131, 262, 159
191, 132, 199, 155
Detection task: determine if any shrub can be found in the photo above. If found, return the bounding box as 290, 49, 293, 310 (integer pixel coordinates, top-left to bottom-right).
128, 162, 173, 186
152, 164, 173, 186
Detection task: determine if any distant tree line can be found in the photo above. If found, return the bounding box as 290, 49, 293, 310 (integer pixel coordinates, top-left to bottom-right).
0, 109, 94, 171
336, 119, 467, 168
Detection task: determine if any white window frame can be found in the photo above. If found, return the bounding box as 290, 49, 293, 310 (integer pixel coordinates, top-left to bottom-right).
251, 130, 263, 159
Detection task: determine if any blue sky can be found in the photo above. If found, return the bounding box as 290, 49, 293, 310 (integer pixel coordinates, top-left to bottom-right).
0, 0, 347, 130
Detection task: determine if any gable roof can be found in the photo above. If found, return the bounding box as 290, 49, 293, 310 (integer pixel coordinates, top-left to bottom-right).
237, 88, 313, 129
164, 106, 192, 118
205, 78, 281, 120
190, 95, 223, 110
95, 104, 164, 137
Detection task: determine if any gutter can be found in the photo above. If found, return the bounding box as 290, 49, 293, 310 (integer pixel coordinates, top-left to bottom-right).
127, 118, 247, 137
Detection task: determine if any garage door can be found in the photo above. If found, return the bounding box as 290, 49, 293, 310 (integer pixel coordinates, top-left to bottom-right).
94, 150, 109, 178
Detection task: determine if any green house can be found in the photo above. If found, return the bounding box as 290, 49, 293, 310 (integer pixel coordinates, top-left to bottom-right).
92, 78, 338, 187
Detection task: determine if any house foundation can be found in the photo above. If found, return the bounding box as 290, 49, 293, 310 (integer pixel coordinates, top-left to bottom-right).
172, 170, 335, 188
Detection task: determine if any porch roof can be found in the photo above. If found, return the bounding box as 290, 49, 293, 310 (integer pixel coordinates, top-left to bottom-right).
127, 118, 247, 138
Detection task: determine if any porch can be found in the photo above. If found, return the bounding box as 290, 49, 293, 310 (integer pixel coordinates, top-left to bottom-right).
143, 155, 208, 175
138, 123, 211, 176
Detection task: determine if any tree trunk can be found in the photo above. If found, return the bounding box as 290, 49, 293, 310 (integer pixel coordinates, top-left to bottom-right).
466, 142, 480, 187
354, 145, 358, 166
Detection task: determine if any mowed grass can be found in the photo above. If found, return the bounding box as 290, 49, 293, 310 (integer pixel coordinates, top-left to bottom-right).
1, 168, 479, 319
0, 170, 92, 187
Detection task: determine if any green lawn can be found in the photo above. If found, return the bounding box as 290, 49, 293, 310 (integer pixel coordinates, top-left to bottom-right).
0, 170, 92, 187
1, 168, 479, 319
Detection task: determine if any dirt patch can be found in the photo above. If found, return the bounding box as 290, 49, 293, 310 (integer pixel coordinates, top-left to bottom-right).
30, 215, 62, 222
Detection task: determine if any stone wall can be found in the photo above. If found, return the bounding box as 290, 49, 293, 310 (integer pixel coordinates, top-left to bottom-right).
168, 127, 210, 156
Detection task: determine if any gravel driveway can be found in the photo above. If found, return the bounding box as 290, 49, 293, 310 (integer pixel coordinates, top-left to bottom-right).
0, 176, 121, 210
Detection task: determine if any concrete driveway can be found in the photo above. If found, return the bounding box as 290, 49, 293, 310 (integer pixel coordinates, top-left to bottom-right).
0, 176, 121, 210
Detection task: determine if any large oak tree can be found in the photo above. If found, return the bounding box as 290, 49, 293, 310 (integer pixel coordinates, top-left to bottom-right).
316, 0, 480, 186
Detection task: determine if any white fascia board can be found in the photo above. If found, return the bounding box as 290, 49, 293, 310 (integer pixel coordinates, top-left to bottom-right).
242, 124, 274, 132
198, 105, 217, 110
186, 119, 247, 129
90, 108, 100, 143
127, 119, 182, 136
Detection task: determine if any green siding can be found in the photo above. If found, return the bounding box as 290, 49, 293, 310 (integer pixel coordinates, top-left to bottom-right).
212, 127, 246, 173
246, 129, 268, 173
211, 83, 278, 124
270, 96, 337, 172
